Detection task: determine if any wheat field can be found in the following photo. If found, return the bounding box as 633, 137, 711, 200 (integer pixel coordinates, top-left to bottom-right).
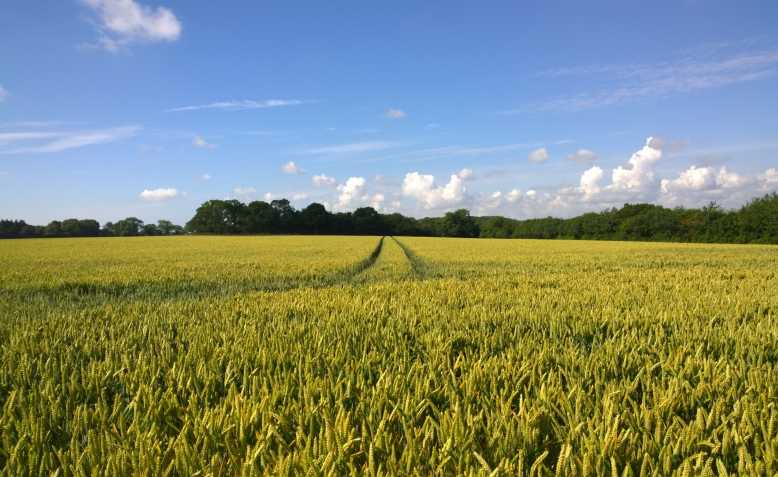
1, 236, 776, 476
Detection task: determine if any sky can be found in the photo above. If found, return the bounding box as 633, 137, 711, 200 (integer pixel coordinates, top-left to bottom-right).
1, 0, 778, 225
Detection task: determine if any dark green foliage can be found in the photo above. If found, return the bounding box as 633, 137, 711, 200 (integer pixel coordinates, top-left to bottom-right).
479, 193, 778, 244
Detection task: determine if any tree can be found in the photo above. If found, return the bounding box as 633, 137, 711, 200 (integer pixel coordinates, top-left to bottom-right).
142, 223, 160, 236
60, 218, 82, 236
186, 200, 232, 234
441, 209, 479, 237
113, 217, 144, 236
271, 199, 297, 233
352, 207, 384, 235
300, 203, 331, 234
44, 220, 62, 236
156, 220, 176, 235
738, 193, 778, 243
78, 219, 100, 236
245, 201, 277, 233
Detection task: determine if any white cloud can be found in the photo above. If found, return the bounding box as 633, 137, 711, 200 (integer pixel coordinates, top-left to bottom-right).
506, 189, 522, 203
528, 147, 549, 163
233, 186, 256, 197
263, 192, 274, 201
304, 141, 398, 155
0, 126, 140, 154
661, 166, 717, 193
385, 109, 407, 119
292, 192, 308, 201
0, 131, 67, 145
0, 85, 7, 102
761, 168, 778, 187
193, 135, 215, 149
467, 136, 778, 219
716, 167, 746, 189
369, 193, 385, 209
282, 161, 303, 174
658, 165, 755, 207
457, 168, 474, 179
611, 137, 663, 191
481, 191, 503, 210
167, 99, 305, 113
312, 174, 337, 187
139, 187, 178, 201
580, 166, 604, 196
518, 49, 778, 112
336, 177, 366, 209
82, 0, 182, 51
375, 143, 541, 164
567, 149, 598, 162
201, 173, 212, 181
401, 168, 471, 209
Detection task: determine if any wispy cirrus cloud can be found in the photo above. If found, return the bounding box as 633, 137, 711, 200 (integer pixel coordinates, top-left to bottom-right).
506, 48, 778, 113
166, 99, 307, 113
373, 143, 541, 164
303, 141, 400, 155
0, 126, 141, 154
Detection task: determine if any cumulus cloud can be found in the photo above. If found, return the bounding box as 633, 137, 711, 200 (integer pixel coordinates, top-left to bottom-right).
761, 168, 778, 188
193, 135, 215, 149
336, 177, 366, 209
385, 108, 407, 119
312, 174, 337, 187
82, 0, 181, 51
580, 166, 604, 197
282, 161, 303, 174
369, 193, 385, 209
567, 149, 598, 162
457, 168, 474, 179
139, 187, 178, 201
401, 168, 471, 209
611, 137, 663, 191
474, 136, 778, 218
506, 189, 522, 203
657, 165, 757, 207
528, 147, 549, 163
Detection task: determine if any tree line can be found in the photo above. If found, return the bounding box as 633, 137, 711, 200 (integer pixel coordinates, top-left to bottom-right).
0, 217, 184, 238
2, 192, 777, 243
478, 193, 778, 243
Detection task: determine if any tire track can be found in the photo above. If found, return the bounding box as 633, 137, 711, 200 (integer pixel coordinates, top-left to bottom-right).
390, 236, 433, 278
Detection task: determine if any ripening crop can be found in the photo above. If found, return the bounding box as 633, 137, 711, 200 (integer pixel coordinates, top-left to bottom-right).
0, 235, 776, 476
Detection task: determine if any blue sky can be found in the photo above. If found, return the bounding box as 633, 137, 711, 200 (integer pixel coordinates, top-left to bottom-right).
1, 0, 778, 224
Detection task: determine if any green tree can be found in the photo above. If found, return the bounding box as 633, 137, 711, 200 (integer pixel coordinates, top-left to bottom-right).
441, 209, 479, 237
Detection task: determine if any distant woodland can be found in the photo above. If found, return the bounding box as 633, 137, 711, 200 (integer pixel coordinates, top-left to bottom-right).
2, 192, 777, 244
